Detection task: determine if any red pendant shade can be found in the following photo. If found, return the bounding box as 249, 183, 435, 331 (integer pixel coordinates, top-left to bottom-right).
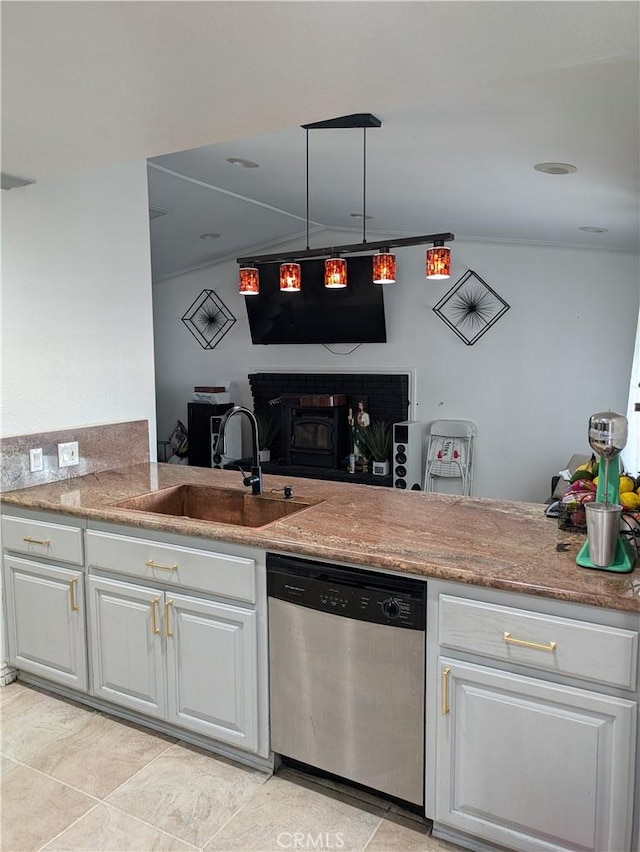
372, 252, 396, 284
324, 257, 347, 288
279, 262, 302, 292
238, 240, 452, 290
426, 244, 451, 279
238, 267, 259, 295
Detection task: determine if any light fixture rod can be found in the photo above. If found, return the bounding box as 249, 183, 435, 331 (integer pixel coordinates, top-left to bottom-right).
362, 127, 367, 244
238, 233, 455, 266
305, 127, 310, 251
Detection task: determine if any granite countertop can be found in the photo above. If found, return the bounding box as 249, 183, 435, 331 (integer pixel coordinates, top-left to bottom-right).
1, 462, 639, 614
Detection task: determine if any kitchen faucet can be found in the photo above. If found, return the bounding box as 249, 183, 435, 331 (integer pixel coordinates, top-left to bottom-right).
213, 406, 263, 495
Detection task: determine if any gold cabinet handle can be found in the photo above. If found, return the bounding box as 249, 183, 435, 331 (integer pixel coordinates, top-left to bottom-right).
145, 559, 178, 572
150, 597, 160, 635
441, 666, 451, 715
23, 536, 51, 546
69, 578, 80, 612
164, 599, 174, 638
503, 632, 557, 653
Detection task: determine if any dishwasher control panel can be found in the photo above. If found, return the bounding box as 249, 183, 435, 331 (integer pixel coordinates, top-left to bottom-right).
267, 555, 425, 630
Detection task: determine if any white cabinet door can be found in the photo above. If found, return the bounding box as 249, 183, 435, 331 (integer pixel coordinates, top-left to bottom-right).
435, 658, 636, 852
3, 556, 87, 690
88, 576, 167, 719
166, 593, 258, 751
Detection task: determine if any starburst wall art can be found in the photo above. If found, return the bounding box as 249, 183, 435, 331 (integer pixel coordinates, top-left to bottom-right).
181, 289, 236, 349
433, 269, 510, 345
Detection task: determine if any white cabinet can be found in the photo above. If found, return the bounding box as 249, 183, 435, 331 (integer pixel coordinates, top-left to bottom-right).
436, 657, 636, 852
88, 575, 167, 718
428, 582, 639, 852
86, 531, 260, 754
1, 511, 266, 762
167, 593, 257, 750
3, 555, 87, 691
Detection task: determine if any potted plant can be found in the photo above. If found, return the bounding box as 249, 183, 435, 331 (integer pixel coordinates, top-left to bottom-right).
255, 413, 281, 462
360, 420, 391, 476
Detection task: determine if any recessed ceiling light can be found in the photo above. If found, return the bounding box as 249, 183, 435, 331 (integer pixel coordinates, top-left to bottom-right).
200, 233, 221, 240
350, 213, 373, 220
533, 162, 577, 175
579, 226, 609, 233
226, 157, 259, 169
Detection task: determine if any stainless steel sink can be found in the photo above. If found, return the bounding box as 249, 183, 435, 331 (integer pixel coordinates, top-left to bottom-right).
111, 484, 317, 528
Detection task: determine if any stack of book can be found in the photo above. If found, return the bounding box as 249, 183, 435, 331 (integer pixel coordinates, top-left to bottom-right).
191, 385, 231, 404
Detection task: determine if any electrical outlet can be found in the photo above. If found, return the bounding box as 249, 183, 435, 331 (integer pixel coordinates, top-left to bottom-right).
58, 441, 79, 468
29, 448, 44, 472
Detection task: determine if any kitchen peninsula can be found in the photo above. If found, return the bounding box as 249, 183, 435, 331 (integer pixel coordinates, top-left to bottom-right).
1, 462, 638, 610
1, 463, 639, 852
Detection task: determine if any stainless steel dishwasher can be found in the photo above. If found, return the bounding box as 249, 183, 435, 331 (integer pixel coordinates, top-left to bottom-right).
267, 552, 426, 806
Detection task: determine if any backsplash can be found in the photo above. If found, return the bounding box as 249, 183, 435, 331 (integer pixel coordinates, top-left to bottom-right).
0, 420, 150, 492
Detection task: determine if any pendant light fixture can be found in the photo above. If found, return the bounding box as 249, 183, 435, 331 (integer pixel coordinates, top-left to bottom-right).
279, 262, 302, 292
238, 266, 259, 295
237, 114, 454, 285
372, 250, 396, 284
426, 241, 451, 280
325, 257, 347, 288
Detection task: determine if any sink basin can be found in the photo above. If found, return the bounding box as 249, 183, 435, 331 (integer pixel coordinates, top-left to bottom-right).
111, 484, 316, 528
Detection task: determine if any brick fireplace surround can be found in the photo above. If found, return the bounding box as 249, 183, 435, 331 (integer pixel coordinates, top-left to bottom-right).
248, 372, 410, 485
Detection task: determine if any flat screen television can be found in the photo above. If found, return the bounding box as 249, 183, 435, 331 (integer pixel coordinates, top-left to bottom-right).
244, 256, 387, 344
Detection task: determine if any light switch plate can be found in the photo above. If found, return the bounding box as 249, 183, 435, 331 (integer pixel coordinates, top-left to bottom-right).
29, 448, 44, 472
58, 441, 79, 468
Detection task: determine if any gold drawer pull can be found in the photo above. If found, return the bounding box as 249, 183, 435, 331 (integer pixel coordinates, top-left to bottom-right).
23, 536, 51, 546
503, 632, 557, 653
145, 559, 178, 572
69, 578, 80, 612
150, 597, 160, 635
441, 666, 451, 715
164, 599, 174, 638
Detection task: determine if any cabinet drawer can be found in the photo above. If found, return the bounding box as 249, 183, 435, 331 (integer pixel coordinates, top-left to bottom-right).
86, 530, 256, 604
439, 595, 638, 690
2, 515, 84, 566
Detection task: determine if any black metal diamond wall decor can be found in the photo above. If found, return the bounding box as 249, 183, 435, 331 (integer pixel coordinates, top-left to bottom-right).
181, 289, 236, 349
433, 269, 510, 345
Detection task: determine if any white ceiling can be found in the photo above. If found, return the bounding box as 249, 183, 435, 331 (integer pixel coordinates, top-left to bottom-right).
3, 2, 639, 280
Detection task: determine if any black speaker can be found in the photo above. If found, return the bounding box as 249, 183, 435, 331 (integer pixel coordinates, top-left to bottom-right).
392, 421, 423, 490
187, 402, 233, 467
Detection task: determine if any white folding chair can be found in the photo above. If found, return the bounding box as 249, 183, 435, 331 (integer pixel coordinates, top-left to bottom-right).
424, 420, 476, 496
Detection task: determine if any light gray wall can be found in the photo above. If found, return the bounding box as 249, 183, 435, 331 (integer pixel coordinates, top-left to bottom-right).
1, 160, 157, 453
153, 237, 639, 502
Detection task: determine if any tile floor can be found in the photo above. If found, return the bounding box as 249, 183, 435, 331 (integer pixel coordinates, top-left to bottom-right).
0, 681, 463, 852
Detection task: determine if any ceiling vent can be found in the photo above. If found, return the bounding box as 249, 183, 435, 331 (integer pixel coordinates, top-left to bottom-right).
1, 172, 35, 191
149, 204, 169, 220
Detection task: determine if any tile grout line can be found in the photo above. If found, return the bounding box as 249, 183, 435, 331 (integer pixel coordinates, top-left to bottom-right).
36, 799, 200, 852
97, 737, 179, 799
6, 727, 175, 798
361, 816, 385, 852
6, 740, 187, 848
196, 770, 274, 850
96, 795, 201, 848
0, 688, 28, 710
7, 761, 103, 802
96, 742, 213, 847
36, 801, 103, 852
